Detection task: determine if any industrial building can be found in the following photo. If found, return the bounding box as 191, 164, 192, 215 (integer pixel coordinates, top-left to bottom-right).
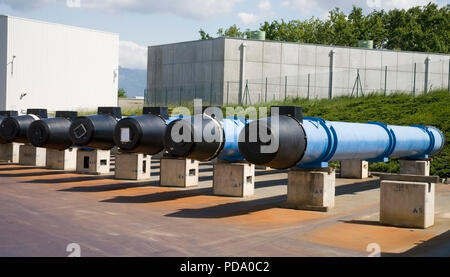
0, 15, 119, 113
147, 37, 450, 105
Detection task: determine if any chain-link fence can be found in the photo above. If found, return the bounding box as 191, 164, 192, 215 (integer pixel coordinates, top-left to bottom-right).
145, 60, 449, 106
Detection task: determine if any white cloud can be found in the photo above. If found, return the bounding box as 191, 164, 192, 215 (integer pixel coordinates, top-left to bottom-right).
0, 0, 51, 10
119, 40, 147, 70
371, 0, 435, 10
68, 0, 240, 19
238, 12, 259, 25
0, 0, 240, 19
258, 0, 271, 11
66, 0, 81, 8
281, 0, 438, 17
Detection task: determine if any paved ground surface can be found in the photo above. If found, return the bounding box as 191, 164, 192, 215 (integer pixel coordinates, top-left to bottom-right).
0, 160, 449, 257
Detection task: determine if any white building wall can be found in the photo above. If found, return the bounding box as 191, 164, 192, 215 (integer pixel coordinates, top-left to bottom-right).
2, 16, 119, 113
0, 16, 7, 109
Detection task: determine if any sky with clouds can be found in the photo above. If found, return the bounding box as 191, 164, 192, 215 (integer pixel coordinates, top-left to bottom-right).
0, 0, 446, 70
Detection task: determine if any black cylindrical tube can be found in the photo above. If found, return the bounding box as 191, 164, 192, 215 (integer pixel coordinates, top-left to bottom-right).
113, 114, 167, 155
0, 115, 39, 144
28, 118, 73, 150
0, 116, 6, 144
163, 115, 224, 161
238, 115, 307, 169
69, 114, 118, 150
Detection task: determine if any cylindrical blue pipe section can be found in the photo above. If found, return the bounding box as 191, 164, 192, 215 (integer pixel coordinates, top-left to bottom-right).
163, 116, 247, 162
238, 114, 445, 169
218, 117, 247, 162
388, 125, 431, 158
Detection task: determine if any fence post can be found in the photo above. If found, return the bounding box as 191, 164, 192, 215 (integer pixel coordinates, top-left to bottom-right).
210, 82, 213, 105
356, 69, 360, 98
448, 59, 450, 92
328, 50, 335, 100
284, 75, 287, 101
265, 77, 268, 103
307, 73, 310, 100
226, 81, 229, 106
384, 65, 388, 96
165, 87, 168, 105
424, 57, 431, 94
413, 63, 416, 97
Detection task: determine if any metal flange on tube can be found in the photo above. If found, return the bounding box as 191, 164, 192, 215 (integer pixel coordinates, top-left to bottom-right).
27, 111, 78, 151
113, 107, 180, 155
163, 107, 248, 162
238, 106, 445, 170
0, 109, 48, 144
69, 107, 122, 150
0, 111, 18, 144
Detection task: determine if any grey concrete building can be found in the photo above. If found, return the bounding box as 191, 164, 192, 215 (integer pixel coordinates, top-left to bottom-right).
146, 37, 450, 106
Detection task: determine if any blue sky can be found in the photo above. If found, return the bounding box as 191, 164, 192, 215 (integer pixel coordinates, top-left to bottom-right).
0, 0, 446, 70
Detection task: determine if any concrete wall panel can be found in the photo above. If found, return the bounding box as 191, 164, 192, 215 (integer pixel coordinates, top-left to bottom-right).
366, 50, 382, 69
349, 48, 365, 69
282, 43, 299, 65
299, 45, 316, 66
333, 48, 350, 68
246, 40, 263, 62
246, 61, 263, 81
224, 39, 242, 61
263, 63, 281, 83
263, 42, 281, 63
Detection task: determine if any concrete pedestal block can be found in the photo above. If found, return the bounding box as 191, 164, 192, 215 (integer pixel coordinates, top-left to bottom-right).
76, 149, 111, 175
286, 168, 336, 212
0, 143, 22, 163
380, 180, 435, 229
160, 158, 199, 187
213, 163, 255, 197
340, 160, 368, 179
399, 160, 430, 176
46, 148, 77, 170
19, 144, 46, 166
115, 153, 151, 180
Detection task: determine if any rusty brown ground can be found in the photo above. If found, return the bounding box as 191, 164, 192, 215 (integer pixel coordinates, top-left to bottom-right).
0, 161, 448, 257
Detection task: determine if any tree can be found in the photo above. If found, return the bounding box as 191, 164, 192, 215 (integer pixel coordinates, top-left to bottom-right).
118, 88, 127, 98
203, 3, 449, 54
199, 29, 212, 40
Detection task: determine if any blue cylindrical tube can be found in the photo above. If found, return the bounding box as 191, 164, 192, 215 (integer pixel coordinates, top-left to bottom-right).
238, 114, 445, 169
218, 117, 247, 162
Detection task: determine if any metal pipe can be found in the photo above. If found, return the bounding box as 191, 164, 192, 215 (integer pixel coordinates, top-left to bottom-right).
163, 114, 247, 162
0, 109, 48, 144
113, 107, 179, 155
27, 111, 78, 150
69, 107, 121, 150
238, 106, 445, 169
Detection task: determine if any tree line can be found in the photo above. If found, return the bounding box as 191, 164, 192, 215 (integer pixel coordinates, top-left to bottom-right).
199, 3, 449, 54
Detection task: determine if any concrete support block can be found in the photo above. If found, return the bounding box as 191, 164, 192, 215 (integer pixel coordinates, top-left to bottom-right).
115, 153, 151, 180
380, 180, 435, 229
340, 160, 369, 179
46, 148, 77, 171
0, 143, 22, 163
286, 168, 336, 211
160, 158, 199, 187
399, 159, 430, 176
19, 144, 46, 166
213, 163, 255, 197
76, 149, 111, 175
